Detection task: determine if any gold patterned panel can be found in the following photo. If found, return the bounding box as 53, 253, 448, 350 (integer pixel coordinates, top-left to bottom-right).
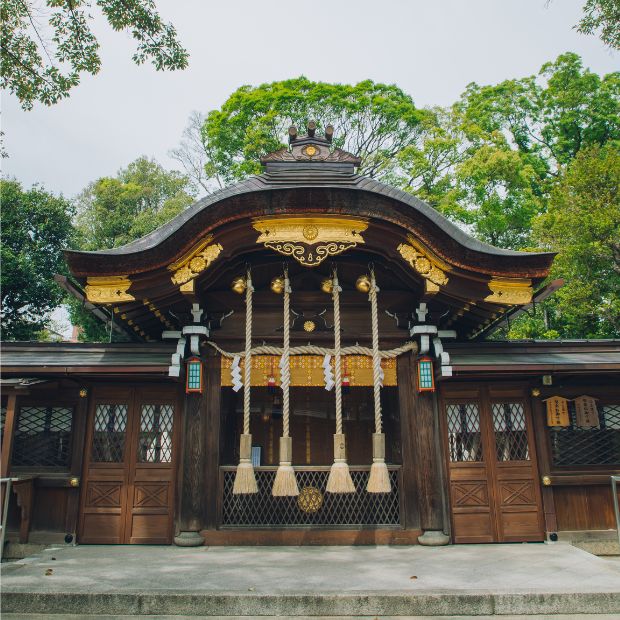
253, 217, 367, 267
221, 355, 397, 387
397, 236, 449, 288
167, 235, 223, 286
485, 278, 533, 305
85, 276, 134, 304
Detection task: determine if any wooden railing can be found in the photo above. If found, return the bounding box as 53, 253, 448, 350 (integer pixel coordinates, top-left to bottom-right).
218, 465, 402, 528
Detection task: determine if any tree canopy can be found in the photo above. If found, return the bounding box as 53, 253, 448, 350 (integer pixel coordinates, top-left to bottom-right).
197, 78, 427, 185
1, 179, 74, 340
1, 0, 188, 110
576, 0, 620, 49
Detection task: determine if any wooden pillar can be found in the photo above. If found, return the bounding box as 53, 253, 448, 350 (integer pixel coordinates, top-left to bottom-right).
203, 352, 221, 530
64, 387, 90, 541
174, 380, 207, 546
411, 358, 449, 545
531, 393, 558, 537
1, 393, 18, 478
397, 353, 420, 530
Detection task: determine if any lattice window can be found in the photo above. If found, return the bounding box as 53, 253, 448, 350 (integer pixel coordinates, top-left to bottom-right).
138, 404, 174, 463
221, 468, 401, 527
91, 404, 128, 463
446, 403, 483, 462
11, 406, 73, 467
550, 402, 620, 466
492, 402, 530, 462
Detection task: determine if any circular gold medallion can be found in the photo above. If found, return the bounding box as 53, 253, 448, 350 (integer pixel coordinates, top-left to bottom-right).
189, 256, 207, 272
304, 145, 318, 157
297, 486, 323, 513
302, 225, 319, 241
303, 320, 316, 332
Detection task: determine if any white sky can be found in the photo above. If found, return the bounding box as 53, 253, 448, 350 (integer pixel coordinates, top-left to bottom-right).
1, 0, 618, 198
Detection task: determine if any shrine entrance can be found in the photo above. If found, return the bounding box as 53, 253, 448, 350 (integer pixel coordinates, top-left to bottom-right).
218, 384, 403, 528
78, 386, 180, 544
440, 385, 545, 543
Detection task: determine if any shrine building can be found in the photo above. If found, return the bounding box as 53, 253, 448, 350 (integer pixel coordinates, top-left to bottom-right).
2, 124, 619, 548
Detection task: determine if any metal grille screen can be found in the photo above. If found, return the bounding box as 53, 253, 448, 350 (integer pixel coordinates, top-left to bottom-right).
492, 402, 530, 461
550, 403, 620, 466
446, 403, 483, 462
221, 468, 401, 527
12, 406, 73, 467
92, 404, 128, 463
138, 404, 174, 463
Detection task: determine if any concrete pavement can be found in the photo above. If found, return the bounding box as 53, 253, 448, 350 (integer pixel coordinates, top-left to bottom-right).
2, 542, 620, 616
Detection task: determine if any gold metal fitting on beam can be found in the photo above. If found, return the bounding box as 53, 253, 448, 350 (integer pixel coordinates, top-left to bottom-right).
231, 276, 247, 295
355, 274, 371, 293
270, 276, 285, 294
321, 278, 333, 294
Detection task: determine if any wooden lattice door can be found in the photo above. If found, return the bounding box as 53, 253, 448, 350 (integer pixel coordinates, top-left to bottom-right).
78, 386, 179, 544
441, 386, 544, 543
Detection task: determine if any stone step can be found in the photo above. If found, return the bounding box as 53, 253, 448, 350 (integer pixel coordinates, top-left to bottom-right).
3, 614, 620, 619
3, 591, 620, 617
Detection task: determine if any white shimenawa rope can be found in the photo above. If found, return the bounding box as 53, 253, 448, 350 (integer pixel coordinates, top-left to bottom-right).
243, 271, 253, 436
206, 341, 418, 360
370, 271, 382, 435
367, 269, 391, 493
282, 272, 291, 438
233, 269, 258, 494
272, 269, 299, 496
326, 269, 355, 493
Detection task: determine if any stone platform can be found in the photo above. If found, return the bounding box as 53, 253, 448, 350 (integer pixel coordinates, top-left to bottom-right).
2, 543, 620, 617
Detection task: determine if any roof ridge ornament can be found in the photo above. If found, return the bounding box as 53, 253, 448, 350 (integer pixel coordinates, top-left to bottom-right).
261, 122, 361, 167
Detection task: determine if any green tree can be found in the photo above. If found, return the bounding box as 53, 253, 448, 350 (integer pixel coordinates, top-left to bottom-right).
197, 77, 427, 186
1, 179, 74, 340
396, 53, 619, 249
533, 144, 620, 338
1, 0, 188, 110
576, 0, 620, 49
75, 156, 195, 250
70, 157, 195, 340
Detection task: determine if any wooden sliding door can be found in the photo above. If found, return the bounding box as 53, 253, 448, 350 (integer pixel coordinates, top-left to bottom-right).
441, 385, 544, 543
78, 386, 179, 544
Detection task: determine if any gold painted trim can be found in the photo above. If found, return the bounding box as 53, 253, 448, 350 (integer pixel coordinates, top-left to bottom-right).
253, 216, 367, 267
485, 278, 533, 305
168, 236, 223, 286
85, 276, 134, 304
397, 238, 449, 287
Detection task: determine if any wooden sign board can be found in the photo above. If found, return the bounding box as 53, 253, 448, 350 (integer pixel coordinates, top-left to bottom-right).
544, 396, 570, 427
574, 395, 599, 428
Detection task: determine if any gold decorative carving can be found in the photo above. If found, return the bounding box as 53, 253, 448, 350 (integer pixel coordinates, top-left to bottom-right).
85, 276, 134, 304
297, 486, 323, 513
253, 217, 367, 267
168, 235, 223, 286
485, 278, 533, 305
397, 237, 449, 288
303, 320, 316, 332
221, 355, 397, 387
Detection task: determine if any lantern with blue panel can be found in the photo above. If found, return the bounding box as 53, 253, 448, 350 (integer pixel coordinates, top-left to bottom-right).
186, 356, 203, 394
416, 355, 435, 392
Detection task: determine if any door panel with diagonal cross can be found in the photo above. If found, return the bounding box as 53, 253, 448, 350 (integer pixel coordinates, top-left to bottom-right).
441, 385, 544, 543
78, 386, 179, 544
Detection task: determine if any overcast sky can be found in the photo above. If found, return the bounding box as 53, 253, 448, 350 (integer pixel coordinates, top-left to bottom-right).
2, 0, 618, 198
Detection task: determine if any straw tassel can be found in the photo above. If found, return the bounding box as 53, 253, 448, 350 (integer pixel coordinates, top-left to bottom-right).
273, 269, 299, 496
233, 270, 258, 494
326, 270, 355, 494
367, 269, 391, 493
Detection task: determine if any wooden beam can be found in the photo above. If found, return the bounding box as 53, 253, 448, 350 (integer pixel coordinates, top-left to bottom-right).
203, 352, 221, 530
411, 360, 445, 533
1, 393, 18, 478
64, 387, 89, 539
397, 353, 420, 530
